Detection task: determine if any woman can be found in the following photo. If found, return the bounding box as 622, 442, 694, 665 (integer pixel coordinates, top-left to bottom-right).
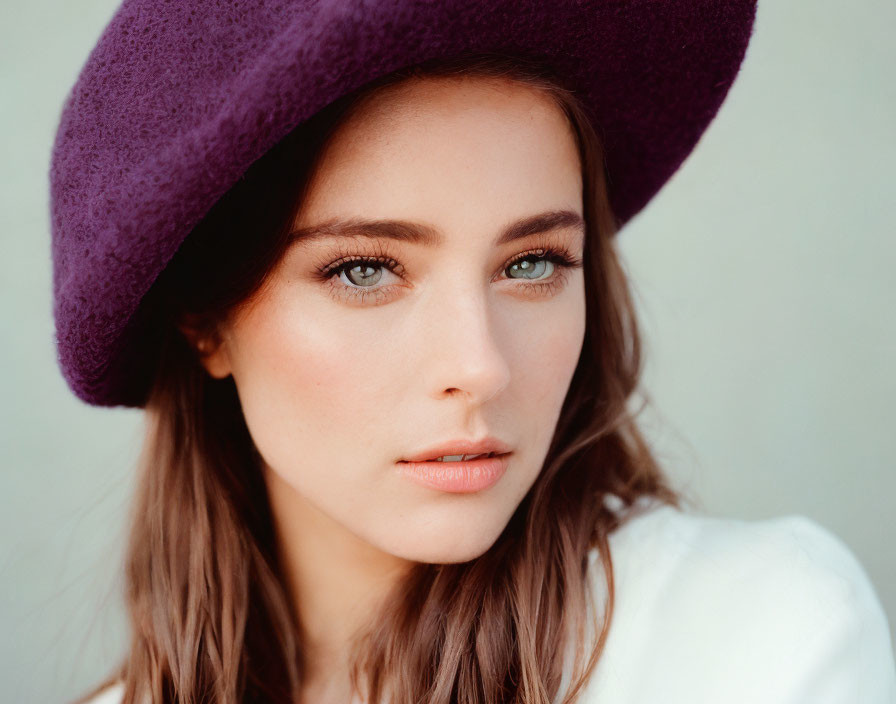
50, 1, 894, 703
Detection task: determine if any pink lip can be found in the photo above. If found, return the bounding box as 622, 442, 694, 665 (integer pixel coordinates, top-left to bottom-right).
397, 452, 510, 493
401, 436, 513, 463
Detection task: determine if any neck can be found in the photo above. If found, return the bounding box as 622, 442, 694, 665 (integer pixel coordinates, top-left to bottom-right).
263, 465, 413, 689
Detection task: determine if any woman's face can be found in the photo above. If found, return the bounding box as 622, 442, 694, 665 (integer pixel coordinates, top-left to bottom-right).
205, 76, 586, 563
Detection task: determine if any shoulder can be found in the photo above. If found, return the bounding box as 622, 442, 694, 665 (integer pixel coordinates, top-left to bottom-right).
80, 682, 124, 704
579, 497, 896, 703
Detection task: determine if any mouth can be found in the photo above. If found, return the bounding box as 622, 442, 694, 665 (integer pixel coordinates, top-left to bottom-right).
400, 437, 513, 464
417, 451, 500, 462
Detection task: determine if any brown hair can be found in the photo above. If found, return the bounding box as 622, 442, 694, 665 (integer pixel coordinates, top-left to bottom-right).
75, 52, 684, 704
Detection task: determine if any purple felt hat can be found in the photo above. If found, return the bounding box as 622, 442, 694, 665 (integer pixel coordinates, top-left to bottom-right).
49, 0, 757, 408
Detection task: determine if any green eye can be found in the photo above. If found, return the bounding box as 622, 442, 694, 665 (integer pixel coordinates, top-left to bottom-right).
506, 256, 554, 281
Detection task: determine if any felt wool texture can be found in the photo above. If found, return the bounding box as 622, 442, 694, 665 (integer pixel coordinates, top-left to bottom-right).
49, 0, 758, 408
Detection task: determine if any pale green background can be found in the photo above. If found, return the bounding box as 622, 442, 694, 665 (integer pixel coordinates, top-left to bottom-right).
1, 1, 893, 701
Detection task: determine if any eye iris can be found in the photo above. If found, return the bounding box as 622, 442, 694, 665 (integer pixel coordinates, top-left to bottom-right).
509, 258, 552, 280
344, 263, 383, 287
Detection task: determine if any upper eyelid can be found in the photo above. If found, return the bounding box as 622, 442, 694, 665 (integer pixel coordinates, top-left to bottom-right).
319, 235, 581, 267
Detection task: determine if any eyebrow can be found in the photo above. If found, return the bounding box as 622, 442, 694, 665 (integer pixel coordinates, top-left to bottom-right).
288, 209, 586, 248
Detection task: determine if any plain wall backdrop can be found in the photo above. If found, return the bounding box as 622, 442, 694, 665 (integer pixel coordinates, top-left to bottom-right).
1, 0, 893, 701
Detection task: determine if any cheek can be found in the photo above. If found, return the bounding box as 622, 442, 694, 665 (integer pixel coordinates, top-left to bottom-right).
226, 293, 394, 477
515, 293, 585, 490
514, 280, 586, 406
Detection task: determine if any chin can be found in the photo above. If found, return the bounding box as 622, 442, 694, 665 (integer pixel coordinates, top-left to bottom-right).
386, 529, 504, 565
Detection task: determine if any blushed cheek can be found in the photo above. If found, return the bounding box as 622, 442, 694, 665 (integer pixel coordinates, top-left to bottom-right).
519, 290, 586, 408
229, 295, 395, 470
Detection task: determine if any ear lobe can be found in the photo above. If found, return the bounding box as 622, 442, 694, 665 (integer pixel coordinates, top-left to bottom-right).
199, 345, 233, 380
177, 314, 233, 380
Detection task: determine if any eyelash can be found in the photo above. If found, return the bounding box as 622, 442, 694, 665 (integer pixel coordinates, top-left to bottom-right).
312, 242, 584, 305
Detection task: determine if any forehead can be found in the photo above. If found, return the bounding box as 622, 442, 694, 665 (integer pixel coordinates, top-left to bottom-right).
294, 76, 584, 243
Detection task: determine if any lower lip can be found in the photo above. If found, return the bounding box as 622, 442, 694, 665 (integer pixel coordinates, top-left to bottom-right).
397, 453, 510, 493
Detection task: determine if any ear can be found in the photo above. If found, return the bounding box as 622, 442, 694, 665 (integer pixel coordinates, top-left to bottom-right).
177, 313, 233, 380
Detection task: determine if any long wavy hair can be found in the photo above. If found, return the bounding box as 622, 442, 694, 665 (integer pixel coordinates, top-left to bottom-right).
75, 52, 684, 704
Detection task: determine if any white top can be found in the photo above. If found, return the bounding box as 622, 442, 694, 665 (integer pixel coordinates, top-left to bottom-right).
82, 498, 896, 704
574, 496, 896, 703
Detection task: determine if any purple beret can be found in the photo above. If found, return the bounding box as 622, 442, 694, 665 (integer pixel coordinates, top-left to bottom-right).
49, 0, 757, 408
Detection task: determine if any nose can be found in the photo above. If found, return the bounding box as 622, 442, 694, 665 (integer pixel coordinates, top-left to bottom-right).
421, 281, 512, 405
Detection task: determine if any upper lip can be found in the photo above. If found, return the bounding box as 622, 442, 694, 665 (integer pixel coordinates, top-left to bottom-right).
400, 437, 513, 463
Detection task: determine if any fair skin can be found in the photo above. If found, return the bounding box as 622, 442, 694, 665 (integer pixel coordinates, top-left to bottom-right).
193, 75, 586, 703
